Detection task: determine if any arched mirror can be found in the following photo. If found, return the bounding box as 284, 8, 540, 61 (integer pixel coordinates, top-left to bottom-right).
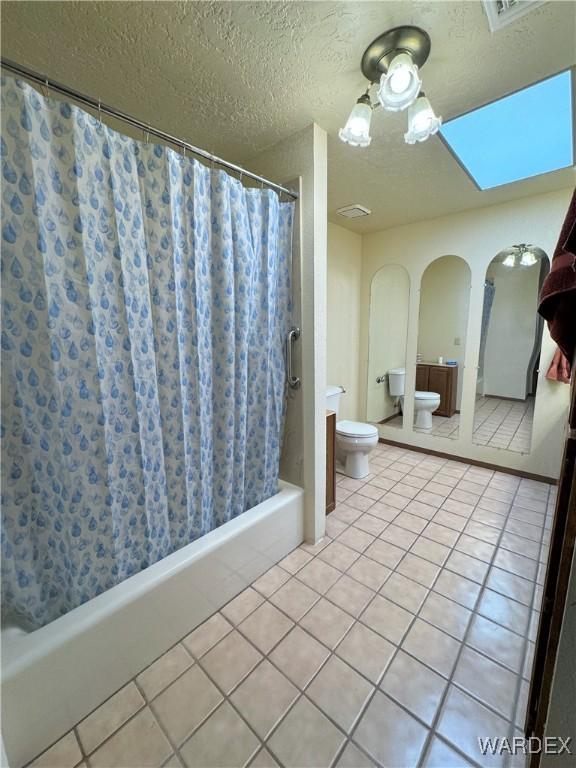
366, 265, 410, 430
473, 244, 550, 453
414, 255, 471, 439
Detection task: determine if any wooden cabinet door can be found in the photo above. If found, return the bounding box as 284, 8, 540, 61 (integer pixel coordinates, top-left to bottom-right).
415, 365, 429, 392
326, 411, 336, 514
428, 367, 449, 416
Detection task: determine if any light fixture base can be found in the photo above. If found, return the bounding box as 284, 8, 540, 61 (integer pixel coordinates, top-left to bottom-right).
361, 26, 431, 82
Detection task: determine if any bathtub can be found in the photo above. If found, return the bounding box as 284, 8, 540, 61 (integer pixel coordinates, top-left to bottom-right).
1, 480, 304, 768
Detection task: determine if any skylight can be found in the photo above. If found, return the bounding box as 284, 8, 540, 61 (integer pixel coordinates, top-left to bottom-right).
440, 70, 574, 190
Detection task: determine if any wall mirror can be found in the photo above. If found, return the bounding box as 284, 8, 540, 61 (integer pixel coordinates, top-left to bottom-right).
366, 264, 410, 430
414, 255, 471, 439
473, 244, 549, 454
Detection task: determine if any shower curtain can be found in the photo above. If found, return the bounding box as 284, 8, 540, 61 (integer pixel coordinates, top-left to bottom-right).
1, 77, 294, 628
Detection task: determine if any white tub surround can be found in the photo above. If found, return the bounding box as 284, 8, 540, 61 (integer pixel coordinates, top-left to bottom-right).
1, 481, 304, 768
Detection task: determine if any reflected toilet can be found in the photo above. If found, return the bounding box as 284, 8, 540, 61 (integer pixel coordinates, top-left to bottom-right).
388, 368, 441, 430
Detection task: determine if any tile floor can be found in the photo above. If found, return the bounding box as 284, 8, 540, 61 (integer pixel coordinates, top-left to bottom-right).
387, 396, 534, 452
29, 444, 555, 768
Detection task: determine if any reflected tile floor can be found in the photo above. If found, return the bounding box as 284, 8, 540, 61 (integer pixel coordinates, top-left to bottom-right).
386, 396, 535, 452
29, 444, 554, 768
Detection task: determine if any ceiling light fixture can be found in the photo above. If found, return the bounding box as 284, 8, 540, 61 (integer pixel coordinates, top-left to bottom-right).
339, 25, 441, 149
500, 244, 542, 268
404, 92, 442, 144
339, 93, 373, 147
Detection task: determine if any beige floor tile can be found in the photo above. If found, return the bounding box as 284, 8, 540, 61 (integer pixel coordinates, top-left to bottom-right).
416, 490, 446, 509
90, 708, 172, 768
422, 737, 475, 767
477, 588, 530, 634
381, 491, 411, 511
299, 597, 355, 649
269, 626, 330, 689
326, 574, 374, 617
136, 644, 194, 701
433, 570, 481, 610
201, 630, 262, 693
268, 697, 345, 767
379, 523, 418, 550
332, 503, 364, 525
410, 536, 451, 566
222, 587, 265, 625
336, 622, 396, 683
346, 555, 391, 591
335, 742, 377, 767
441, 498, 474, 518
29, 731, 83, 768
486, 567, 534, 606
445, 550, 489, 584
77, 682, 144, 754
307, 655, 373, 733
380, 572, 428, 613
467, 614, 525, 672
318, 540, 360, 571
405, 499, 438, 520
360, 594, 413, 645
249, 748, 281, 767
296, 558, 341, 594
437, 686, 509, 767
230, 660, 298, 739
300, 536, 332, 556
420, 591, 472, 640
367, 502, 401, 523
464, 520, 500, 544
500, 532, 540, 560
182, 613, 233, 659
494, 549, 538, 581
454, 646, 518, 719
179, 702, 259, 768
353, 513, 387, 537
393, 511, 429, 534
363, 539, 404, 569
353, 691, 429, 767
162, 755, 184, 767
402, 619, 460, 678
432, 510, 467, 532
152, 665, 222, 746
455, 534, 495, 564
346, 493, 376, 513
358, 483, 386, 501
327, 516, 348, 539
396, 553, 441, 588
252, 565, 291, 598
269, 578, 319, 622
423, 522, 460, 547
381, 650, 446, 725
239, 601, 294, 653
337, 526, 375, 553
279, 547, 313, 574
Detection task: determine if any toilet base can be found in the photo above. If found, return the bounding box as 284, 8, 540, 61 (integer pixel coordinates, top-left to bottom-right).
415, 409, 433, 430
340, 452, 370, 480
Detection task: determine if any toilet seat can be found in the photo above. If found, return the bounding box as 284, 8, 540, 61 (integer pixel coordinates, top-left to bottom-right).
414, 390, 439, 400
336, 420, 379, 439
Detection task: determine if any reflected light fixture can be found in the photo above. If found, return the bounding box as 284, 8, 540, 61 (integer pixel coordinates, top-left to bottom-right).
339, 25, 440, 148
339, 93, 372, 147
500, 244, 541, 268
404, 93, 442, 144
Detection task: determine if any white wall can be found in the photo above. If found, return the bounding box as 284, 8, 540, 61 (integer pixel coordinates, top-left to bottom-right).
359, 188, 573, 480
484, 260, 541, 399
366, 265, 410, 423
248, 124, 328, 543
327, 223, 362, 421
418, 256, 471, 408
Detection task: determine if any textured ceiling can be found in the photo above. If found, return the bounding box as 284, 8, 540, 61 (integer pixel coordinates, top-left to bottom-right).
2, 1, 575, 233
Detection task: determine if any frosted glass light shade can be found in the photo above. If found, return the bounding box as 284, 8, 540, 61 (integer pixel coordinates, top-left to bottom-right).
404, 94, 442, 144
377, 52, 421, 111
520, 250, 538, 267
339, 97, 372, 147
502, 254, 516, 267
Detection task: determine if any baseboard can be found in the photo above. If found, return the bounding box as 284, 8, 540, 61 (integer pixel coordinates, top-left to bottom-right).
378, 437, 558, 485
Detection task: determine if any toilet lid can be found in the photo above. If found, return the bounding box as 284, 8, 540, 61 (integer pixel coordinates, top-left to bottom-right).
336, 420, 379, 438
415, 390, 440, 400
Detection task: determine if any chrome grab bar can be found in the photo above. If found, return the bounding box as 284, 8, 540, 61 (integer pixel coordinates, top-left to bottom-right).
286, 327, 301, 389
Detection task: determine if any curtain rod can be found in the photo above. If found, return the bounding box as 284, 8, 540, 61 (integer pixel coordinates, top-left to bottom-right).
1, 57, 298, 200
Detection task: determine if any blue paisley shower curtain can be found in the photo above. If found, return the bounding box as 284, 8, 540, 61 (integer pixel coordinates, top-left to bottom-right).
1, 77, 294, 628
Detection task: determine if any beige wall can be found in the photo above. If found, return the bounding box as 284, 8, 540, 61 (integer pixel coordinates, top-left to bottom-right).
358, 188, 572, 480
327, 223, 362, 421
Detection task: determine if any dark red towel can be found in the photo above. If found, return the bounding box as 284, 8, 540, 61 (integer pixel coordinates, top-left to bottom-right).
538, 188, 576, 361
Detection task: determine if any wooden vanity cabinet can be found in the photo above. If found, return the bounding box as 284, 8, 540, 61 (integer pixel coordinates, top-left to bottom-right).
416, 363, 458, 418
326, 410, 336, 514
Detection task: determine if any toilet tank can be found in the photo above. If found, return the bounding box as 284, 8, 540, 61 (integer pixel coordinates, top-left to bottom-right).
388, 368, 406, 397
326, 385, 344, 418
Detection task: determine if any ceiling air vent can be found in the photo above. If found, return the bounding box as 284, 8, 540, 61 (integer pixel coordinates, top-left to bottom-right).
336, 204, 372, 219
482, 0, 546, 32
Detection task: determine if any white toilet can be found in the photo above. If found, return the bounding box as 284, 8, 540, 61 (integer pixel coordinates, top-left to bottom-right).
388, 368, 441, 430
326, 385, 379, 479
